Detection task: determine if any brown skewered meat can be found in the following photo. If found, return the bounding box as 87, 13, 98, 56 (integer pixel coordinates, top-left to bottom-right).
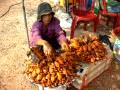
26, 34, 108, 87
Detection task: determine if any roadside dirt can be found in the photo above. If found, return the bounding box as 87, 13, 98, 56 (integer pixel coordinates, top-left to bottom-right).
0, 0, 120, 90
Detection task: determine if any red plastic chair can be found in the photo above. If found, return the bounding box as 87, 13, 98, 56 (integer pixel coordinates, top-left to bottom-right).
100, 0, 118, 28
70, 0, 99, 39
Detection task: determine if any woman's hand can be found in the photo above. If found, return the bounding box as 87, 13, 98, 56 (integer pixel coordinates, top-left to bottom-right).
37, 39, 54, 56
43, 42, 54, 56
59, 40, 70, 51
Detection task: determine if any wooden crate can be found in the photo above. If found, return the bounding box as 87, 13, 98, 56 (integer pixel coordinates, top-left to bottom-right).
73, 45, 113, 90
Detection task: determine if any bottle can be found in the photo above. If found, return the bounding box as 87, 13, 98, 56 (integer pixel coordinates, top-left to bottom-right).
60, 0, 64, 7
94, 0, 100, 15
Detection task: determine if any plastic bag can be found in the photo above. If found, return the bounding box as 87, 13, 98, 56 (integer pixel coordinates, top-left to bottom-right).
113, 38, 120, 61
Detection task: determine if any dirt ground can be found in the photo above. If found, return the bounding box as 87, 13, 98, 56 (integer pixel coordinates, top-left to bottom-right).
0, 0, 120, 90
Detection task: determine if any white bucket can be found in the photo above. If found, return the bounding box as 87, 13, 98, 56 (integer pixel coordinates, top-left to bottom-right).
37, 84, 67, 90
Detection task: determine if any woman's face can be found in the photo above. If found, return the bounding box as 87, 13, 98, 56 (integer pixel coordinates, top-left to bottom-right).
42, 13, 52, 26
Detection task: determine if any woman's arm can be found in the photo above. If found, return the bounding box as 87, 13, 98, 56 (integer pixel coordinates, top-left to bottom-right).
31, 21, 54, 56
54, 18, 69, 51
30, 21, 43, 47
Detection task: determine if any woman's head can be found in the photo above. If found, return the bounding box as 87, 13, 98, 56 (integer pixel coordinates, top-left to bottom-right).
37, 2, 54, 24
41, 13, 53, 25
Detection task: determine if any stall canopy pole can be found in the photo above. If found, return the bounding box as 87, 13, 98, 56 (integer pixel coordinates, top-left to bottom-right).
22, 0, 31, 49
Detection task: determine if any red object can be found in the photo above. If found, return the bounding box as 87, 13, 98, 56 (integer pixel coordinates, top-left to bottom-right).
100, 0, 118, 28
113, 26, 120, 36
116, 13, 120, 27
70, 0, 99, 39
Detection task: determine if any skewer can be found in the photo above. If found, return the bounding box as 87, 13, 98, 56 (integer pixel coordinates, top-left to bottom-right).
42, 85, 44, 90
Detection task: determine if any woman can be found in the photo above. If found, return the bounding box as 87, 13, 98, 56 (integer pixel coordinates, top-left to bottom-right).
30, 2, 69, 56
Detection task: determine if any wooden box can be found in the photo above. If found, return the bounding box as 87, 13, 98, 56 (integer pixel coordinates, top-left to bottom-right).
73, 45, 113, 90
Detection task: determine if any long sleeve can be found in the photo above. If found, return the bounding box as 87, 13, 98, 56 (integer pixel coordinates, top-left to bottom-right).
54, 18, 67, 42
30, 21, 42, 47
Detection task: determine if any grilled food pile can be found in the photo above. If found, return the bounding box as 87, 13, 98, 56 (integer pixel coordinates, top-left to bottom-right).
69, 34, 107, 63
25, 34, 108, 87
25, 48, 80, 87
